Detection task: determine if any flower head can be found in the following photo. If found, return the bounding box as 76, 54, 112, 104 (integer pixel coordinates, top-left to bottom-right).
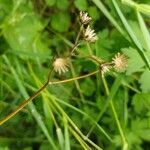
84, 25, 98, 43
79, 11, 92, 25
100, 64, 111, 76
53, 58, 69, 74
112, 53, 128, 72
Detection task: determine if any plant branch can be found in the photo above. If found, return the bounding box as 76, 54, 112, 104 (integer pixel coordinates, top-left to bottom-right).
0, 70, 99, 126
49, 70, 99, 85
0, 68, 53, 126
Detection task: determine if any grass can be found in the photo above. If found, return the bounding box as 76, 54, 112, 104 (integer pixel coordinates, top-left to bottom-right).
0, 0, 150, 149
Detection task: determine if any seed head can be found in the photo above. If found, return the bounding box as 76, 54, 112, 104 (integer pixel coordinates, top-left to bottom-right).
79, 11, 92, 25
100, 64, 111, 76
84, 25, 98, 43
53, 58, 69, 74
112, 53, 128, 72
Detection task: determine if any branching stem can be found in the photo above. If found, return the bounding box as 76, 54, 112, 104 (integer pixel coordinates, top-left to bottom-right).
0, 70, 99, 126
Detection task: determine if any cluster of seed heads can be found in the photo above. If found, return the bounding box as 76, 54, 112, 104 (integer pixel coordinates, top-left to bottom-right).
80, 11, 98, 43
53, 11, 127, 75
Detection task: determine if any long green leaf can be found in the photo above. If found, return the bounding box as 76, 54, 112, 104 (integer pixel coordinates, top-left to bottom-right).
122, 0, 150, 16
3, 55, 57, 150
64, 118, 70, 150
112, 0, 150, 70
56, 128, 65, 150
52, 95, 113, 143
92, 0, 125, 36
87, 74, 124, 137
137, 11, 150, 51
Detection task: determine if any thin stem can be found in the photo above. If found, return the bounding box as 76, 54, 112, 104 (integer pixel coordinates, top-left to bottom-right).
0, 70, 99, 126
70, 63, 85, 103
101, 75, 128, 150
69, 127, 91, 150
0, 68, 53, 126
49, 70, 99, 85
101, 75, 109, 95
70, 43, 80, 56
75, 25, 83, 44
88, 55, 104, 65
70, 25, 83, 55
0, 82, 47, 125
123, 82, 141, 93
51, 98, 102, 150
49, 109, 59, 129
86, 42, 93, 55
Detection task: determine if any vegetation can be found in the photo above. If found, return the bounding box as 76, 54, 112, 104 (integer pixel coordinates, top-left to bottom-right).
0, 0, 150, 149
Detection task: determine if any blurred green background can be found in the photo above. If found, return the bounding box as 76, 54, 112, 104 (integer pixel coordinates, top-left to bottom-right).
0, 0, 150, 149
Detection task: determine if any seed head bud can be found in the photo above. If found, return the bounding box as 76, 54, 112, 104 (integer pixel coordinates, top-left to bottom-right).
79, 11, 92, 25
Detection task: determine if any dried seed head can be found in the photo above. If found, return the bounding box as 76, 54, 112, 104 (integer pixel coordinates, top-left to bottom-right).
100, 64, 111, 76
84, 25, 98, 43
53, 58, 69, 74
79, 11, 92, 25
112, 53, 128, 72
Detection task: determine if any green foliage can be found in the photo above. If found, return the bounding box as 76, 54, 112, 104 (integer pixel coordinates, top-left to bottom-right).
51, 11, 70, 32
56, 0, 69, 10
132, 93, 150, 114
0, 0, 150, 149
122, 47, 145, 74
45, 0, 56, 7
139, 69, 150, 92
80, 78, 95, 96
74, 0, 88, 11
96, 29, 114, 59
88, 6, 100, 20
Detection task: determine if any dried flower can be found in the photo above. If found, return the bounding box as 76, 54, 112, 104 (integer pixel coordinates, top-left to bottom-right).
112, 53, 128, 72
79, 11, 92, 25
100, 64, 111, 76
84, 25, 98, 43
53, 58, 69, 74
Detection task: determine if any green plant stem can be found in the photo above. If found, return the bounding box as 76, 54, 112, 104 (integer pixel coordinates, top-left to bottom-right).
70, 63, 85, 103
69, 127, 91, 150
54, 95, 113, 142
29, 68, 103, 150
71, 25, 83, 55
49, 70, 99, 85
86, 42, 93, 55
101, 76, 128, 150
2, 56, 57, 149
49, 95, 103, 150
0, 70, 99, 126
0, 68, 53, 126
75, 25, 83, 44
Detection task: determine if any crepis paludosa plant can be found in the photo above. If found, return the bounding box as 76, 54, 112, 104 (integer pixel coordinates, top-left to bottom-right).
0, 11, 128, 149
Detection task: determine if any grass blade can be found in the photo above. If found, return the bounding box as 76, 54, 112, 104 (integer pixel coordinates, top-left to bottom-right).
52, 95, 113, 143
64, 118, 70, 150
56, 128, 65, 150
137, 11, 150, 50
122, 0, 150, 16
87, 74, 124, 137
3, 55, 57, 150
92, 0, 125, 36
112, 0, 150, 70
